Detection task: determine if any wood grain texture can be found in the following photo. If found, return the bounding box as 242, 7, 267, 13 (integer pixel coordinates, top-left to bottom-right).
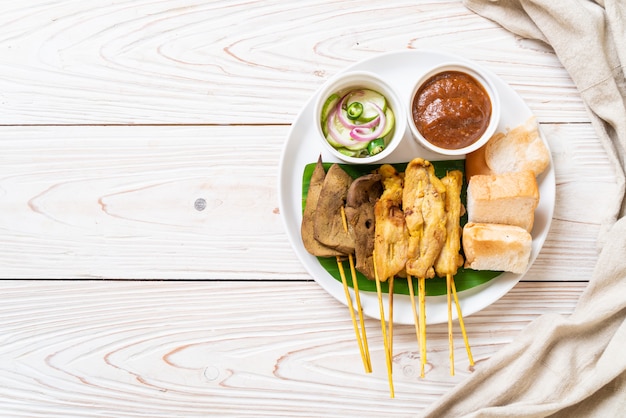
0, 123, 618, 280
0, 125, 298, 279
0, 0, 616, 415
0, 0, 584, 125
0, 280, 584, 417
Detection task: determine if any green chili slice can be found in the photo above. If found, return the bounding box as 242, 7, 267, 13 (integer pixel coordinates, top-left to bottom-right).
346, 102, 364, 120
367, 138, 385, 156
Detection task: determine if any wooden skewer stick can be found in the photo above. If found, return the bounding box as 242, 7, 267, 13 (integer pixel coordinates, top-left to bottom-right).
407, 275, 421, 357
338, 206, 371, 373
418, 276, 427, 377
446, 273, 455, 376
337, 257, 370, 373
372, 251, 394, 398
388, 276, 394, 363
348, 253, 371, 372
451, 277, 474, 366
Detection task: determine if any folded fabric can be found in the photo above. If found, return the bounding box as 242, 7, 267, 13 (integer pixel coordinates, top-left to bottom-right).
423, 1, 626, 416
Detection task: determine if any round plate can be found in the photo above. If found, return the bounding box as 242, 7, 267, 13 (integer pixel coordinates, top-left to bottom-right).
278, 50, 555, 325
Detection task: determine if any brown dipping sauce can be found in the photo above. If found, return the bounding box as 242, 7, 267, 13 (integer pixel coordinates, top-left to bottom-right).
412, 71, 492, 150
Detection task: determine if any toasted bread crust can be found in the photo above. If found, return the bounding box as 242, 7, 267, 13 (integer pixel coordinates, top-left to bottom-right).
467, 170, 539, 232
485, 117, 550, 176
462, 222, 532, 274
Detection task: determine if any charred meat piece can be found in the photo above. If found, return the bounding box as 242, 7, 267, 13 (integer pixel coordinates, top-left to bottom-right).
313, 164, 355, 255
345, 173, 383, 280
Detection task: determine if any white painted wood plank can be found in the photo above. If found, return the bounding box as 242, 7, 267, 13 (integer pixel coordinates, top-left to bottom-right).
0, 123, 617, 280
0, 280, 585, 417
0, 125, 300, 279
0, 0, 585, 125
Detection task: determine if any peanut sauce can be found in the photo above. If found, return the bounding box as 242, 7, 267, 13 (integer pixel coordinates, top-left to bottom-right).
412, 71, 491, 150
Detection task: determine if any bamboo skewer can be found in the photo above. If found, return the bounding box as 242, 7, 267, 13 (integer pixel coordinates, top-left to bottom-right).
435, 169, 467, 375
388, 276, 394, 359
446, 273, 455, 376
451, 277, 474, 366
373, 250, 394, 398
348, 253, 372, 372
418, 276, 427, 377
338, 207, 371, 373
408, 274, 427, 378
407, 275, 421, 360
336, 258, 370, 373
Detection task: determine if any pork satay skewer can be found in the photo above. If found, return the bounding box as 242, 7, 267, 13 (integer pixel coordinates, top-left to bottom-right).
402, 161, 427, 375
403, 158, 448, 377
343, 174, 384, 374
301, 160, 371, 373
317, 163, 370, 372
435, 170, 473, 375
372, 165, 408, 397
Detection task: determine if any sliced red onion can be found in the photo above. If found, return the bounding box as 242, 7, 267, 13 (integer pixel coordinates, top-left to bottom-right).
336, 93, 380, 129
349, 104, 386, 142
326, 108, 355, 147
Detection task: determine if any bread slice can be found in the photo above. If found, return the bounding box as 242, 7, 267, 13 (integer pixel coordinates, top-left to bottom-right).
462, 222, 532, 274
467, 170, 539, 232
485, 117, 550, 176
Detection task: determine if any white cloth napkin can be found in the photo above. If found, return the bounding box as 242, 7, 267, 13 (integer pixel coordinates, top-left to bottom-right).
423, 1, 626, 416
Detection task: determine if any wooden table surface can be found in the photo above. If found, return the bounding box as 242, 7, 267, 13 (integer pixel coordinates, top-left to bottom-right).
0, 1, 619, 416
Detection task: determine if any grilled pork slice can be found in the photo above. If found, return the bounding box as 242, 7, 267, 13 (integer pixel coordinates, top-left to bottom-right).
373, 165, 408, 281
313, 163, 355, 255
434, 170, 464, 277
402, 160, 426, 267
345, 174, 383, 280
403, 158, 447, 279
301, 158, 344, 257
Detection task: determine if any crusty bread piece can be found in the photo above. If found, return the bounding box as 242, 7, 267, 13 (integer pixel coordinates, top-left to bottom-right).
485, 117, 550, 176
467, 170, 539, 232
462, 222, 532, 274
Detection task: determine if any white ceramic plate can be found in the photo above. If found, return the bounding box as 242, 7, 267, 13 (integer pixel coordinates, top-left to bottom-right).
278, 50, 554, 325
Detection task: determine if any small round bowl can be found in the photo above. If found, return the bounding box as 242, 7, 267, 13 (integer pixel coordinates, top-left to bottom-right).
407, 62, 501, 156
314, 70, 406, 164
